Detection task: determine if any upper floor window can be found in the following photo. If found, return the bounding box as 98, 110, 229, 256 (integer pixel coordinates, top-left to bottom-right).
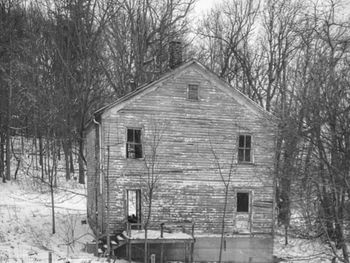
126, 128, 142, 159
187, 84, 199, 100
238, 135, 252, 163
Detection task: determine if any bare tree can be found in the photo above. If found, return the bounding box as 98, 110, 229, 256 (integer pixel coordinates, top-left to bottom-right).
196, 0, 261, 100
299, 1, 350, 261
207, 130, 237, 263
141, 118, 168, 263
0, 0, 28, 182
103, 0, 195, 96
40, 0, 114, 184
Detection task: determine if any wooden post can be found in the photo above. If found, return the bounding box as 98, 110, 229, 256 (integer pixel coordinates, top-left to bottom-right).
160, 243, 164, 263
48, 252, 52, 263
160, 223, 164, 238
190, 242, 194, 263
191, 222, 195, 238
128, 240, 131, 263
127, 222, 131, 237
106, 145, 111, 261
191, 222, 195, 263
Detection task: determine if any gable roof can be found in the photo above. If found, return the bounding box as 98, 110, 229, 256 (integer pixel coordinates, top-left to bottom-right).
94, 59, 278, 123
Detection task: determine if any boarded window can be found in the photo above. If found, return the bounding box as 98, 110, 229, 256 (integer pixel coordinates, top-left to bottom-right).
126, 128, 142, 158
238, 135, 252, 162
188, 84, 199, 100
127, 190, 141, 224
237, 192, 249, 212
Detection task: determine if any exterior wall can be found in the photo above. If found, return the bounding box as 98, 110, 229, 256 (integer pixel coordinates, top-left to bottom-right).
193, 236, 273, 263
97, 64, 276, 237
86, 124, 104, 234
114, 236, 273, 263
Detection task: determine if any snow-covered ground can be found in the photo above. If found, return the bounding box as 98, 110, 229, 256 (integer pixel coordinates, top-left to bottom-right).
274, 235, 333, 262
0, 179, 335, 263
0, 181, 126, 263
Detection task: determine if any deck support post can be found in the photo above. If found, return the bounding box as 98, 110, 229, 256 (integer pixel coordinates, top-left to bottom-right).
190, 242, 194, 263
160, 243, 164, 263
128, 240, 131, 263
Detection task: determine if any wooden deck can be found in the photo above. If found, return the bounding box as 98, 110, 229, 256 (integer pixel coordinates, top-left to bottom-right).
122, 223, 195, 263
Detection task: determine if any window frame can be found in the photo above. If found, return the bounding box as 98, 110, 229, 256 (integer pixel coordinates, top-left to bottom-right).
187, 84, 199, 101
238, 134, 253, 163
236, 192, 250, 213
126, 128, 143, 159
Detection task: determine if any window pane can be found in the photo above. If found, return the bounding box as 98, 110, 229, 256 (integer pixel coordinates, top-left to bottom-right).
188, 85, 198, 100
134, 129, 141, 143
135, 144, 142, 158
245, 149, 251, 162
128, 191, 137, 216
237, 192, 249, 212
238, 149, 244, 162
127, 129, 134, 142
245, 135, 251, 148
239, 135, 245, 148
127, 143, 135, 158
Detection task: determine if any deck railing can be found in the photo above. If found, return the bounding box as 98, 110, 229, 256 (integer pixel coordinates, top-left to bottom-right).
126, 221, 195, 239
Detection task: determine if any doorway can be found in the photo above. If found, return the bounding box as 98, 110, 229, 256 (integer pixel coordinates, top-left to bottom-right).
126, 189, 141, 225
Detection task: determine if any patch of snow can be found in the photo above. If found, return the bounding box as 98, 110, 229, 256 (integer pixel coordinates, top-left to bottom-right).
124, 230, 193, 240
274, 235, 333, 263
0, 181, 126, 263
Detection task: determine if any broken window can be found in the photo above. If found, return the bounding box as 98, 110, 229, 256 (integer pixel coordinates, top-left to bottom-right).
127, 190, 141, 224
188, 84, 199, 100
126, 128, 142, 158
237, 192, 249, 213
238, 135, 252, 163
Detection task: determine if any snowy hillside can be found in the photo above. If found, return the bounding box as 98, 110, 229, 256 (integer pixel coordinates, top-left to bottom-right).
0, 181, 124, 263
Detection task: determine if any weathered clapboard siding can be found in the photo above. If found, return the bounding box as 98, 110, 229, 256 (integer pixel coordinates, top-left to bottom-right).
86, 60, 276, 244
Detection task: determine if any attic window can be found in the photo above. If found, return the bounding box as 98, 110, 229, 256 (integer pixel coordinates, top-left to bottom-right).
237, 192, 249, 213
238, 135, 252, 163
126, 128, 142, 159
188, 84, 199, 100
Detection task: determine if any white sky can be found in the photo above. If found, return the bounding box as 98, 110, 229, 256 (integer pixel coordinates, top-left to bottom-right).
193, 0, 217, 14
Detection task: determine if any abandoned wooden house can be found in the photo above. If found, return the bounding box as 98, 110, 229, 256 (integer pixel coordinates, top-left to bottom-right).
85, 49, 277, 262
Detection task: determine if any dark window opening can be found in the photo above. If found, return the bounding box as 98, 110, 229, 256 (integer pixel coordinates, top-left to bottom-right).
127, 190, 141, 226
126, 128, 142, 158
237, 192, 249, 212
238, 135, 251, 162
188, 84, 199, 100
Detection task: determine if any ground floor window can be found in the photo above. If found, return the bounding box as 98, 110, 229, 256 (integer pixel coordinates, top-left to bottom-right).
127, 189, 141, 224
237, 192, 249, 212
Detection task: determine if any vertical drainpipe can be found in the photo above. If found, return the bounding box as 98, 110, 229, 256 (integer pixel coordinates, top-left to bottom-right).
93, 117, 103, 195
272, 122, 278, 249
93, 116, 103, 235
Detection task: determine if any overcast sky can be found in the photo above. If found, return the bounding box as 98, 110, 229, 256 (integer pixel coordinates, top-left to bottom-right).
194, 0, 216, 14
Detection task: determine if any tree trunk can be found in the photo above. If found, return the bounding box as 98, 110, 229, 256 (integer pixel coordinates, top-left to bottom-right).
38, 134, 44, 181
78, 152, 84, 184
219, 185, 229, 263
78, 127, 86, 184
0, 131, 5, 183
5, 91, 11, 181
62, 140, 70, 181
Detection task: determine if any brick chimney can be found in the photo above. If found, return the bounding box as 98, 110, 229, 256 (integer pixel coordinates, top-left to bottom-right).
169, 40, 182, 69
